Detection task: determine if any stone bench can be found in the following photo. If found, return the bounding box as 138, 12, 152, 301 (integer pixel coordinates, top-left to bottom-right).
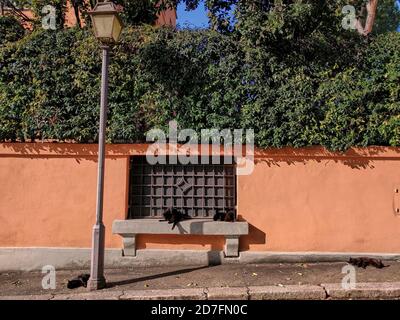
112, 219, 249, 257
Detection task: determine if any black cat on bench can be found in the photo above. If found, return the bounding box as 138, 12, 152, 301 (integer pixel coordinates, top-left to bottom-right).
160, 207, 191, 230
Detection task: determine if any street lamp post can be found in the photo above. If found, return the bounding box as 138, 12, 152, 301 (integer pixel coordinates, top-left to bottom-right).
87, 1, 123, 291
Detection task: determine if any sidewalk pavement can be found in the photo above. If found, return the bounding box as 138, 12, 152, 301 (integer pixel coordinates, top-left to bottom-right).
1, 261, 400, 300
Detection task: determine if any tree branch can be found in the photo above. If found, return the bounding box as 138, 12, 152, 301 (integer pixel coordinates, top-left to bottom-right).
0, 0, 33, 22
356, 0, 379, 36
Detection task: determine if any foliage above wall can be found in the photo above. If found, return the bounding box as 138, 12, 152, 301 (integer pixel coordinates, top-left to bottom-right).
0, 1, 399, 150
0, 16, 25, 46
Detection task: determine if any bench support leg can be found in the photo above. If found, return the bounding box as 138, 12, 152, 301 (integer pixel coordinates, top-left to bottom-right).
121, 234, 240, 258
122, 234, 136, 257
224, 236, 240, 257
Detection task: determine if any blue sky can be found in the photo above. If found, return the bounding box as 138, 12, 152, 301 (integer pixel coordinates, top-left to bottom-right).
176, 0, 209, 29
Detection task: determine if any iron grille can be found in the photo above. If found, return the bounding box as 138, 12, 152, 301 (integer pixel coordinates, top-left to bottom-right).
128, 156, 236, 219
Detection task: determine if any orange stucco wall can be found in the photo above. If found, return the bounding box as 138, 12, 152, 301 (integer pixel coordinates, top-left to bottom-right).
0, 143, 128, 248
0, 143, 400, 253
240, 148, 400, 253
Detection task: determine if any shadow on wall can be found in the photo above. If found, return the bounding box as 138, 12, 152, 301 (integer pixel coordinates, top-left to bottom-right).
239, 224, 267, 251
135, 234, 226, 265
0, 142, 150, 163
255, 157, 378, 170
3, 143, 400, 169
136, 234, 224, 251
254, 146, 400, 170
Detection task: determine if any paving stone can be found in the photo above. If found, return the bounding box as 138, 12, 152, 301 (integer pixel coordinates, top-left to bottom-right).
120, 288, 206, 300
0, 294, 53, 300
206, 287, 248, 300
249, 285, 326, 300
3, 282, 400, 300
322, 282, 400, 300
51, 290, 123, 300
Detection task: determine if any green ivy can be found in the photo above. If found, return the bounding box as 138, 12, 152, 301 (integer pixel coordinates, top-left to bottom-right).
0, 24, 399, 150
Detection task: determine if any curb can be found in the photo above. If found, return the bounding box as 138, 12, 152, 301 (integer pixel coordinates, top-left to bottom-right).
249, 285, 326, 300
120, 288, 206, 300
322, 282, 400, 300
1, 282, 400, 300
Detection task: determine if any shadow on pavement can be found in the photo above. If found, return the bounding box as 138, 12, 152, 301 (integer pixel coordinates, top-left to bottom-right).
106, 265, 212, 288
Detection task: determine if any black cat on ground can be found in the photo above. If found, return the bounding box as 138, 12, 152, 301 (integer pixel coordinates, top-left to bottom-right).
348, 257, 389, 269
67, 273, 90, 289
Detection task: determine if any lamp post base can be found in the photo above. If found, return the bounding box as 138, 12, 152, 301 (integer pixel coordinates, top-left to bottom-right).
88, 223, 106, 291
87, 276, 106, 291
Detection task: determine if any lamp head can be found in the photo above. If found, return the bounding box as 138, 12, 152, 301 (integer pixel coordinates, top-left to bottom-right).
89, 1, 124, 44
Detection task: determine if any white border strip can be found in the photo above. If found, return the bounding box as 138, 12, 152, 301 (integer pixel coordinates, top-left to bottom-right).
0, 247, 399, 271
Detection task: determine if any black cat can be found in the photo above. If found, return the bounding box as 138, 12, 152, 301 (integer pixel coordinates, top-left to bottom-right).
160, 207, 176, 223
67, 273, 90, 289
348, 257, 388, 269
213, 209, 235, 222
160, 207, 191, 230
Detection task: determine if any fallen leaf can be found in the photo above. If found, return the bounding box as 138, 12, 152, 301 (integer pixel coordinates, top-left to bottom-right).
144, 284, 149, 288
278, 284, 284, 287
252, 272, 258, 276
297, 272, 303, 276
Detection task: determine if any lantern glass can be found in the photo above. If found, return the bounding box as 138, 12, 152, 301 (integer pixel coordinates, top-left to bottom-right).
92, 14, 114, 41
89, 2, 124, 44
112, 16, 123, 42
